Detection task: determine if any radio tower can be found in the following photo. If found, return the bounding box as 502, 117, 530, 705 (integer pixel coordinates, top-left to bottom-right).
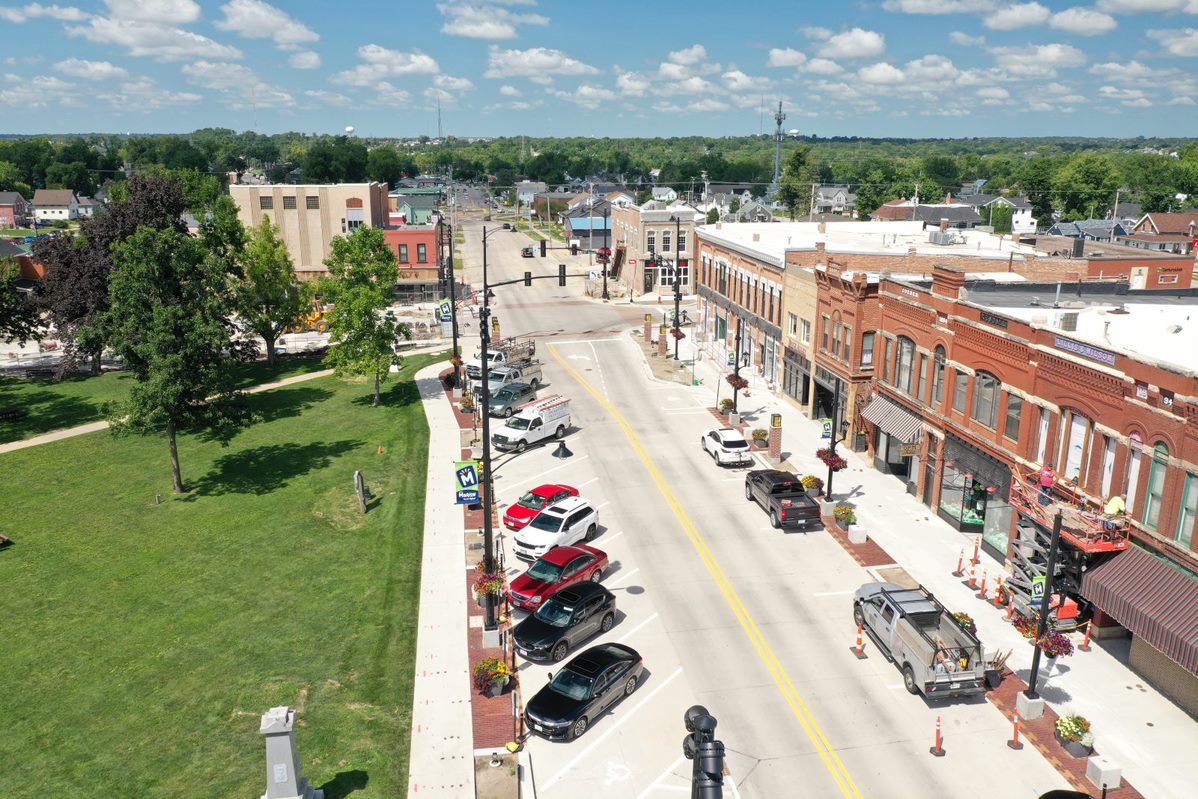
771, 100, 787, 193
437, 99, 443, 139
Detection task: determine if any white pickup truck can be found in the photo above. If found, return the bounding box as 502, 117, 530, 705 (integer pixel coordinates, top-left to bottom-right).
474, 361, 542, 394
466, 338, 535, 381
492, 395, 570, 453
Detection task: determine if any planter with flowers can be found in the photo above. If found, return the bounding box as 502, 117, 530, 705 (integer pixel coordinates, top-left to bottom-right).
726, 374, 749, 393
816, 447, 848, 472
832, 504, 856, 528
670, 328, 686, 340
750, 428, 769, 448
718, 398, 734, 415
472, 567, 506, 606
1055, 713, 1094, 758
952, 611, 977, 636
801, 474, 824, 497
472, 656, 513, 697
1014, 613, 1074, 679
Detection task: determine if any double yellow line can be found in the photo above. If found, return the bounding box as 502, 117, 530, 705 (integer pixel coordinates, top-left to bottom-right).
549, 343, 863, 799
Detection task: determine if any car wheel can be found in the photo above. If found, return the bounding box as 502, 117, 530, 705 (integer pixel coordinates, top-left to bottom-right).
623, 675, 638, 696
745, 484, 753, 501
770, 511, 781, 529
585, 523, 597, 541
555, 425, 566, 439
590, 569, 603, 582
552, 641, 569, 662
516, 440, 527, 453
902, 664, 919, 695
504, 407, 513, 418
530, 378, 540, 390
600, 613, 614, 633
853, 603, 864, 628
570, 717, 588, 740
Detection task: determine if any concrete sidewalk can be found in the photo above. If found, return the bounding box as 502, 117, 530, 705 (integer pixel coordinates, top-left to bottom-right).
665, 331, 1195, 799
407, 363, 474, 798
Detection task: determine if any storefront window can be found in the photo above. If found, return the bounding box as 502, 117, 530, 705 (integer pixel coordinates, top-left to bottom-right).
1142, 442, 1169, 531
938, 462, 989, 532
1178, 475, 1198, 549
931, 346, 945, 405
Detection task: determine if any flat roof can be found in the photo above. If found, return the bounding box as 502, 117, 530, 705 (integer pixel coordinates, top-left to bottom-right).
700, 221, 1042, 267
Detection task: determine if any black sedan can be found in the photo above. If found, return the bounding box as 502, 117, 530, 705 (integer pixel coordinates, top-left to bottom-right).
513, 582, 617, 662
524, 643, 643, 741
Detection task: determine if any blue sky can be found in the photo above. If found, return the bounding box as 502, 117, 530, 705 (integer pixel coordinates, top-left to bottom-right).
2, 0, 1198, 137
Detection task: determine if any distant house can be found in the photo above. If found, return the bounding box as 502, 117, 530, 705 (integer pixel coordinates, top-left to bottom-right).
871, 197, 916, 221
651, 187, 678, 202
515, 181, 548, 205
910, 205, 982, 229
1114, 211, 1198, 254
814, 185, 856, 216
389, 193, 437, 225
1045, 219, 1127, 242
32, 189, 79, 223
1109, 201, 1142, 228
0, 191, 32, 229
0, 239, 43, 282
566, 215, 612, 249
960, 194, 1037, 234
728, 200, 775, 223
76, 196, 101, 218
959, 179, 988, 197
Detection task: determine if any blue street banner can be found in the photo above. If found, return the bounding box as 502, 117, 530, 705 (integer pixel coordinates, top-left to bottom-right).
820, 418, 832, 439
1030, 575, 1046, 609
455, 460, 481, 504
437, 299, 452, 322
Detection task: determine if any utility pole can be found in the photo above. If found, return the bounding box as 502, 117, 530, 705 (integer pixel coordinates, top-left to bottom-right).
808, 182, 817, 222
1024, 510, 1065, 700
826, 377, 843, 498
479, 225, 498, 632
772, 100, 786, 190
732, 317, 744, 414
602, 205, 610, 300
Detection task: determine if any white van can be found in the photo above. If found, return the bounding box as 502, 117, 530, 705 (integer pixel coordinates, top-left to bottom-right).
492, 395, 570, 452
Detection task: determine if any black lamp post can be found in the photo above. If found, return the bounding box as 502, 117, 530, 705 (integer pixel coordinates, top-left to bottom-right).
731, 316, 744, 414
602, 206, 610, 301
432, 211, 461, 385
478, 224, 505, 632
669, 215, 684, 360
1024, 510, 1065, 700
825, 377, 845, 498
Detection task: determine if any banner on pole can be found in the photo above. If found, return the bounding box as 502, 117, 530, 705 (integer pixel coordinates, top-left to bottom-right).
821, 418, 832, 439
454, 460, 481, 505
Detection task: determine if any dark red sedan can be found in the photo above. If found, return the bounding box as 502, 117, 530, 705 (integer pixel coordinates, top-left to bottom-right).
508, 544, 609, 611
502, 483, 579, 531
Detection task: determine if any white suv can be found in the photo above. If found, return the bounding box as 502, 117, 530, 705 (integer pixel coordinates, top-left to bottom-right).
513, 497, 598, 561
701, 428, 754, 466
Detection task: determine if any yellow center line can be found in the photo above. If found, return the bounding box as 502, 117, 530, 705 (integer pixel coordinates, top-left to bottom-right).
548, 342, 864, 799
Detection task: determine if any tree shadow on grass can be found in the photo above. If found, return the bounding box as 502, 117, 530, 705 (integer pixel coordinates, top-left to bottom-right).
349, 377, 421, 408
250, 385, 335, 424
319, 769, 368, 799
0, 382, 103, 444
185, 439, 362, 497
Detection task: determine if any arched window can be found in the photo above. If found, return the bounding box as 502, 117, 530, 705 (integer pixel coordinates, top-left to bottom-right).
1143, 442, 1170, 531
931, 346, 946, 405
970, 371, 1000, 429
895, 336, 916, 394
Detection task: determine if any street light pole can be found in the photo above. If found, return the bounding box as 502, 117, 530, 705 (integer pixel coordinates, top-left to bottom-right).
732, 316, 743, 414
479, 225, 499, 632
602, 205, 610, 301
1024, 510, 1065, 700
826, 377, 842, 498
671, 215, 682, 361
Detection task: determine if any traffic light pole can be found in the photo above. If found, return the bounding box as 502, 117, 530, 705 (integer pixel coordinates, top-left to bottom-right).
673, 216, 682, 361
1024, 510, 1064, 700
731, 317, 743, 414
826, 376, 841, 498
683, 705, 724, 799
602, 206, 610, 301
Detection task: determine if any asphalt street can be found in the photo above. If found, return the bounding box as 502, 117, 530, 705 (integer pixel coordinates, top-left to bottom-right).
459, 220, 1070, 799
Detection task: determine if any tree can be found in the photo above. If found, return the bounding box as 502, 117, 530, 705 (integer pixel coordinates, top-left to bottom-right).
319, 227, 410, 406
0, 257, 38, 343
35, 174, 188, 375
1054, 153, 1119, 220
104, 227, 253, 493
988, 203, 1013, 234
777, 145, 814, 220
236, 217, 307, 366
921, 156, 960, 193
729, 196, 741, 215
706, 207, 719, 224
367, 146, 413, 187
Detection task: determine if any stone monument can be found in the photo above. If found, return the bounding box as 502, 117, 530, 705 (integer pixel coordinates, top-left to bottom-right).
259, 706, 323, 799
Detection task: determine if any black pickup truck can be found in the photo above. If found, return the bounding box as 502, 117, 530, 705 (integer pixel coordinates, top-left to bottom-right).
744, 470, 823, 530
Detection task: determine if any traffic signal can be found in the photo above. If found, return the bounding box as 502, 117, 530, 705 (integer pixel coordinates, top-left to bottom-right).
570, 243, 578, 256
682, 705, 723, 798
540, 239, 547, 257
524, 271, 532, 287
558, 263, 567, 286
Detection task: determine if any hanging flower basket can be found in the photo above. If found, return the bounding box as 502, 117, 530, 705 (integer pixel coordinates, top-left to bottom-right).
726, 374, 749, 392
1036, 629, 1075, 659
670, 328, 686, 340
816, 447, 848, 471
449, 354, 463, 367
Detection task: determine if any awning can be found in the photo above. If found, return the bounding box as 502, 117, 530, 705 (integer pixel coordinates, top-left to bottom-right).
1081, 546, 1198, 674
860, 394, 922, 444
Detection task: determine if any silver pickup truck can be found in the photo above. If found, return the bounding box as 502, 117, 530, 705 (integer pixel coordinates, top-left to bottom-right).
474, 361, 542, 394
853, 582, 986, 699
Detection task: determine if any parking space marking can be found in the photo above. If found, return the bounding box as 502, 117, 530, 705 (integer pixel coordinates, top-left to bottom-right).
607, 567, 640, 586
594, 500, 611, 512
635, 756, 687, 799
813, 590, 855, 597
541, 666, 684, 792
599, 530, 624, 545
548, 343, 864, 799
615, 612, 659, 644
576, 477, 599, 490
500, 455, 591, 494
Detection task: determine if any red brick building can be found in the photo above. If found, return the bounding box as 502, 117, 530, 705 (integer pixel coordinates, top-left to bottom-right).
382, 224, 441, 303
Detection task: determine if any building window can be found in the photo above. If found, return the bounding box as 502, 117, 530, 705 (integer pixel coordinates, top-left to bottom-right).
768, 289, 774, 323
1142, 443, 1169, 531
398, 244, 409, 263
971, 371, 1000, 429
647, 232, 655, 253
283, 196, 297, 210
662, 232, 671, 252
844, 326, 852, 363
678, 231, 687, 252
1056, 409, 1094, 484
952, 371, 968, 413
1125, 433, 1143, 514
1003, 394, 1022, 441
800, 319, 811, 344
882, 337, 892, 383
788, 312, 798, 337
860, 332, 875, 366
895, 336, 916, 394
1035, 407, 1049, 463
931, 346, 946, 405
917, 354, 928, 402
1159, 274, 1179, 285
1177, 474, 1198, 549
306, 196, 320, 210
832, 322, 842, 357
417, 243, 427, 263
821, 315, 829, 350
1100, 435, 1116, 498
259, 196, 274, 210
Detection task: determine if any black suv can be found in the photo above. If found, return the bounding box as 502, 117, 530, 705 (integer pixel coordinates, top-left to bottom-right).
513, 581, 617, 663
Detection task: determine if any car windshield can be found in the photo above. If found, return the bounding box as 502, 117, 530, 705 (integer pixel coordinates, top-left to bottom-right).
488, 371, 508, 382
722, 438, 749, 450
491, 390, 513, 402
519, 492, 547, 509
507, 417, 531, 430
533, 597, 574, 627
526, 558, 563, 582
547, 667, 593, 701
529, 512, 565, 533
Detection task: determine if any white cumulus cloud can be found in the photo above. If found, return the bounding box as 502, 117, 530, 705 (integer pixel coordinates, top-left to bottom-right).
333, 44, 440, 86
216, 0, 318, 49
1050, 7, 1117, 35
882, 0, 989, 11
803, 58, 843, 75
304, 89, 350, 106
949, 31, 985, 46
617, 71, 650, 96
985, 2, 1050, 31
54, 57, 128, 80
438, 3, 548, 40
0, 3, 89, 23
1150, 28, 1198, 57
499, 84, 521, 96
288, 51, 320, 69
857, 62, 904, 84
483, 45, 598, 80
434, 74, 475, 92
67, 18, 244, 61
104, 0, 199, 24
819, 28, 885, 59
668, 44, 707, 65
767, 48, 806, 67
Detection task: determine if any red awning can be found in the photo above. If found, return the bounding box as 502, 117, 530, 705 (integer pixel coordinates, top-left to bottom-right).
1080, 546, 1198, 674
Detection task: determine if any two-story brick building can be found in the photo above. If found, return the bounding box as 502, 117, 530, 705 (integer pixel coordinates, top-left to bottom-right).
382, 224, 441, 303
611, 201, 702, 298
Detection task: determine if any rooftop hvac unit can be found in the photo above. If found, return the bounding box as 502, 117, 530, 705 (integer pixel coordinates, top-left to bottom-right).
928, 230, 957, 246
1060, 312, 1079, 332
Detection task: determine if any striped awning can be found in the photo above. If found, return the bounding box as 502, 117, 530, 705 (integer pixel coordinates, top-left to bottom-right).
859, 394, 922, 444
1080, 546, 1198, 674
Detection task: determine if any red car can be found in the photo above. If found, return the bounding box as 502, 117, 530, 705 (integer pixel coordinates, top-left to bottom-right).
502, 483, 579, 530
508, 544, 609, 611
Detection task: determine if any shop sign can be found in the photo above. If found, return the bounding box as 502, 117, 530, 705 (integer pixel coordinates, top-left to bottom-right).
979, 311, 1009, 329
454, 460, 481, 505
900, 442, 920, 457
1054, 335, 1116, 366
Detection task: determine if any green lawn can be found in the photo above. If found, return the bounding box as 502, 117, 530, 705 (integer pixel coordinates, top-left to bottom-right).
1, 356, 330, 443
0, 355, 441, 798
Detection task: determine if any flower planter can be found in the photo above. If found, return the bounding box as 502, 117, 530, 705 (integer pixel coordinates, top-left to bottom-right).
1055, 731, 1093, 758
728, 411, 740, 426
984, 668, 1003, 690
818, 499, 837, 516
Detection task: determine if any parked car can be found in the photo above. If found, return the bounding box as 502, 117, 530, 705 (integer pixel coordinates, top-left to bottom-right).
513, 581, 617, 662
503, 484, 579, 531
521, 246, 535, 257
502, 222, 511, 230
472, 361, 542, 395
701, 428, 754, 466
744, 469, 822, 530
524, 643, 644, 740
513, 496, 598, 561
488, 382, 536, 418
492, 395, 569, 453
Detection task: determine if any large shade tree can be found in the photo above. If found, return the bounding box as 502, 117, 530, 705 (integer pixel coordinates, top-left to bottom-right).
235, 216, 308, 366
104, 227, 253, 493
